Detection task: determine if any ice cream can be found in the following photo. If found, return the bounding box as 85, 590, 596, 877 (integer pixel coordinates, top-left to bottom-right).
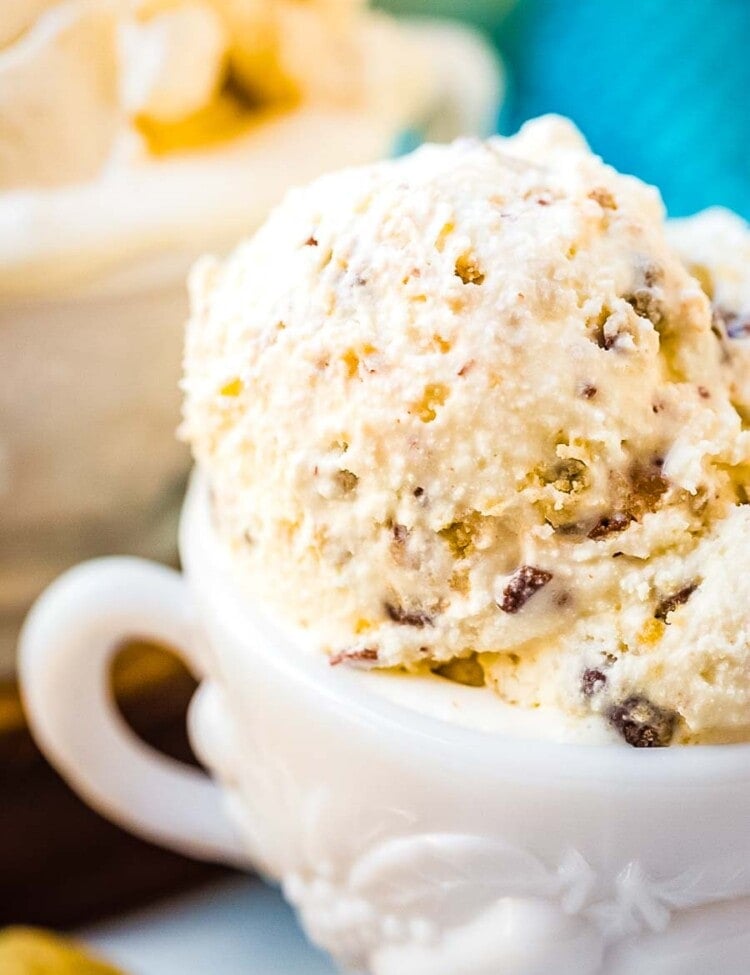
0, 0, 452, 294
0, 0, 428, 191
0, 2, 119, 190
0, 0, 503, 675
667, 208, 750, 423
184, 116, 750, 747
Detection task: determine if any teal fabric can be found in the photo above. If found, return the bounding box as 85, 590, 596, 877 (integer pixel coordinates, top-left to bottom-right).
496, 0, 750, 217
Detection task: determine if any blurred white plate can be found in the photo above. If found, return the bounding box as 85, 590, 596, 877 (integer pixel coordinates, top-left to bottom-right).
83, 879, 336, 975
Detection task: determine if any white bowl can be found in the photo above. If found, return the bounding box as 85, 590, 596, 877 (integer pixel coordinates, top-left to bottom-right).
19, 473, 750, 975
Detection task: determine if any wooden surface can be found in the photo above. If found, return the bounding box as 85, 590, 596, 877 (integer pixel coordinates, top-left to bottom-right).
0, 643, 233, 928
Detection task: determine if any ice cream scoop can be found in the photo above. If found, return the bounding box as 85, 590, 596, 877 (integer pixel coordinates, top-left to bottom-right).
668, 207, 750, 423
183, 116, 750, 746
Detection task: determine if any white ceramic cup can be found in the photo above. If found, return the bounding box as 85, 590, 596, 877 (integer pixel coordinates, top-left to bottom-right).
20, 473, 750, 975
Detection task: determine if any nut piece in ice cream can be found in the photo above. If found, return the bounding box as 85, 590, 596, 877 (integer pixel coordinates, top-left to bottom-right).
183, 116, 750, 745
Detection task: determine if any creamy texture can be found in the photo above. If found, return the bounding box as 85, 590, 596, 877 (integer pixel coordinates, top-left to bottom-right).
668, 208, 750, 422
189, 468, 617, 744
183, 116, 750, 746
367, 670, 616, 744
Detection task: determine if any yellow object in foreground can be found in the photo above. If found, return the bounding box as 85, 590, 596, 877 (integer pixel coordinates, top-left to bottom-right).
0, 928, 124, 975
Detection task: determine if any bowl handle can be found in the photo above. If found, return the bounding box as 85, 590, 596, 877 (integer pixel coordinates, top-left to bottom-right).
18, 557, 249, 868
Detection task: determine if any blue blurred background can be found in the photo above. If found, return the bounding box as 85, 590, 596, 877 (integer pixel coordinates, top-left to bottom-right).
379, 0, 750, 219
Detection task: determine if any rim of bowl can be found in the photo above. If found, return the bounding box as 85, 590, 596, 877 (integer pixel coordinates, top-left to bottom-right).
181, 469, 750, 786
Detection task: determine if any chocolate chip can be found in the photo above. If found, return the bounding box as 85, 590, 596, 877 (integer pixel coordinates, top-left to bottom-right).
413, 486, 425, 498
498, 565, 553, 614
581, 668, 607, 697
581, 383, 598, 399
594, 319, 619, 350
385, 602, 434, 627
329, 647, 378, 666
654, 583, 699, 622
585, 461, 667, 541
607, 695, 677, 747
588, 512, 631, 540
